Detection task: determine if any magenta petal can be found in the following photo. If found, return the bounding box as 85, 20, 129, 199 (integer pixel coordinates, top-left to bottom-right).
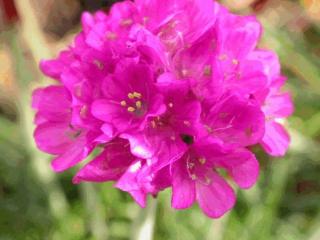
32, 86, 71, 122
130, 25, 169, 68
152, 140, 187, 172
235, 59, 268, 93
182, 0, 219, 43
115, 161, 142, 190
51, 136, 91, 172
196, 172, 236, 218
109, 1, 137, 21
72, 156, 118, 184
264, 93, 294, 119
128, 191, 147, 208
39, 51, 73, 79
91, 99, 127, 131
91, 100, 118, 122
101, 123, 115, 139
32, 86, 69, 109
248, 50, 280, 83
146, 94, 167, 119
81, 12, 95, 34
121, 133, 154, 159
206, 94, 265, 147
135, 0, 178, 31
216, 148, 260, 189
34, 123, 74, 155
85, 21, 108, 50
218, 14, 262, 59
171, 161, 196, 209
115, 160, 148, 208
39, 60, 62, 79
73, 139, 134, 183
261, 121, 290, 157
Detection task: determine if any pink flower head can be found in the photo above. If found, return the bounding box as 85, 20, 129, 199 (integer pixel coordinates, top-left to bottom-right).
33, 0, 293, 218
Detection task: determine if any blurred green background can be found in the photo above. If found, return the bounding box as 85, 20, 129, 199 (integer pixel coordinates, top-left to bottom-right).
0, 0, 320, 239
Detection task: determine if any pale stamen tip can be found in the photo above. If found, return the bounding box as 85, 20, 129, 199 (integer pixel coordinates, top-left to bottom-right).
128, 93, 134, 99
135, 100, 142, 109
191, 174, 197, 180
198, 157, 206, 165
232, 59, 239, 65
133, 92, 142, 98
127, 107, 135, 112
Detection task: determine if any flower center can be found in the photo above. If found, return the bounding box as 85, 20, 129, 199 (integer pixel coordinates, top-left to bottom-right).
119, 91, 146, 117
185, 154, 211, 185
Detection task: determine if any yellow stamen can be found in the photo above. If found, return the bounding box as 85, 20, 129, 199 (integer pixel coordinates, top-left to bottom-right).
127, 107, 135, 112
204, 124, 213, 133
191, 174, 197, 180
121, 18, 133, 26
93, 60, 104, 70
218, 54, 228, 61
133, 92, 142, 98
204, 176, 212, 185
187, 162, 195, 169
135, 101, 142, 109
203, 65, 212, 77
120, 101, 127, 107
232, 59, 239, 65
128, 93, 135, 99
106, 31, 117, 40
198, 157, 206, 165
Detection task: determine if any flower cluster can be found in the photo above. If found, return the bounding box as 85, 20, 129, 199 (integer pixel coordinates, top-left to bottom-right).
32, 0, 293, 218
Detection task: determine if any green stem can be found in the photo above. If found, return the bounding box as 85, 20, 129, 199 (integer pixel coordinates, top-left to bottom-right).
80, 183, 108, 240
131, 198, 157, 240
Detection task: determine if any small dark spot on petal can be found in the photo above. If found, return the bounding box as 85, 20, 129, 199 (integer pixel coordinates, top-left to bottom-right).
180, 134, 194, 145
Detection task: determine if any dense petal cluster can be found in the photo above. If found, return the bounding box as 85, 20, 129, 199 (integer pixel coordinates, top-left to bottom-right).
32, 0, 293, 218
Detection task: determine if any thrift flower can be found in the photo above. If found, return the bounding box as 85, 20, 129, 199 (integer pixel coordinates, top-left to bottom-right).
33, 0, 293, 218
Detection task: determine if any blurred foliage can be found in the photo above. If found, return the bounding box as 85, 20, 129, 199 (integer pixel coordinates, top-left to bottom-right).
0, 0, 320, 240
